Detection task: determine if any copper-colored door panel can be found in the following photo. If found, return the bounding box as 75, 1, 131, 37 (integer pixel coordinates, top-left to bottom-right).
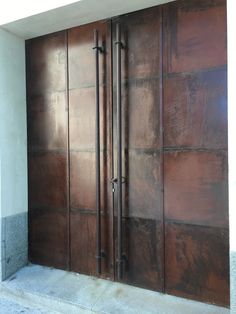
164, 69, 227, 149
164, 151, 228, 227
112, 6, 164, 291
163, 0, 228, 306
26, 32, 67, 95
26, 1, 229, 306
118, 6, 162, 81
27, 92, 67, 151
28, 152, 67, 210
121, 218, 164, 291
29, 209, 68, 269
68, 22, 110, 89
27, 31, 69, 270
165, 222, 229, 306
163, 0, 227, 74
68, 21, 113, 278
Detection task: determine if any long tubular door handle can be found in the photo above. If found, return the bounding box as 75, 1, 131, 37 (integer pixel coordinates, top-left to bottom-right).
115, 23, 124, 280
93, 29, 104, 275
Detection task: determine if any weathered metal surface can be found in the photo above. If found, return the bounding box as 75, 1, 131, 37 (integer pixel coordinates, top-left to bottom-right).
121, 218, 164, 291
164, 151, 228, 227
163, 0, 228, 306
112, 6, 164, 291
27, 31, 69, 270
69, 87, 107, 151
125, 151, 162, 220
68, 22, 109, 89
68, 21, 113, 278
164, 69, 227, 149
70, 210, 112, 278
27, 92, 67, 151
165, 222, 229, 306
26, 32, 67, 95
163, 0, 227, 74
70, 151, 109, 211
26, 1, 229, 306
29, 209, 68, 269
28, 152, 67, 210
123, 81, 161, 150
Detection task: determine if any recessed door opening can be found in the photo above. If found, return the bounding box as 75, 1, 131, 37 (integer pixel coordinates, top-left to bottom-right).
27, 0, 229, 307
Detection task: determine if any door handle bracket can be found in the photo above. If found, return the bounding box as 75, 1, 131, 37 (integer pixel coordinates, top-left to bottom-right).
115, 41, 125, 49
93, 45, 104, 53
110, 177, 126, 184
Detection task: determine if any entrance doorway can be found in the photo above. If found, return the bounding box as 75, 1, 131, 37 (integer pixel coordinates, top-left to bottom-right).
27, 0, 229, 306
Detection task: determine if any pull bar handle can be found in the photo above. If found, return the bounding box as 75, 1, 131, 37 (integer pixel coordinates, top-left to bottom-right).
93, 29, 104, 275
115, 23, 125, 280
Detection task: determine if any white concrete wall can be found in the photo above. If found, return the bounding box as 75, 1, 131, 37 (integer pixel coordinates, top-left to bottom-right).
0, 28, 28, 279
0, 28, 27, 218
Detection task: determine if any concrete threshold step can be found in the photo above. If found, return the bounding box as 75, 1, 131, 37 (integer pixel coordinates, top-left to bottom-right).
0, 264, 230, 314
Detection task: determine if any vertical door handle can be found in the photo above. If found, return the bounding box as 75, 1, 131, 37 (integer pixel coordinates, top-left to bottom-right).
115, 23, 125, 280
93, 29, 104, 275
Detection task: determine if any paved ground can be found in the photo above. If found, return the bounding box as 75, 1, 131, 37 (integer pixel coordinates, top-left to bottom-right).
0, 264, 230, 314
0, 297, 50, 314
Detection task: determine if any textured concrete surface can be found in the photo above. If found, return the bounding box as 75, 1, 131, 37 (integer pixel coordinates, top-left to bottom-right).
0, 297, 52, 314
0, 28, 27, 281
1, 212, 28, 280
231, 251, 236, 314
0, 264, 230, 314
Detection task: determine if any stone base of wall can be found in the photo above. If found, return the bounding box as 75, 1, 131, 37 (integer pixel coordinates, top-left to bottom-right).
1, 212, 28, 280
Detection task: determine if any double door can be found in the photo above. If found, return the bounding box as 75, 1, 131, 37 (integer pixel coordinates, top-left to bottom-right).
68, 7, 164, 290
27, 0, 229, 306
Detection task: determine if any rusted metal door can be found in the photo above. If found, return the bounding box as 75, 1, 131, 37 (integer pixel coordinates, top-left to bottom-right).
163, 0, 229, 306
27, 0, 229, 307
27, 31, 70, 269
111, 7, 164, 291
68, 21, 114, 278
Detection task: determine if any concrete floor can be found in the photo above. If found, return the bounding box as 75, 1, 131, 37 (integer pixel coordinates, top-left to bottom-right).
0, 264, 230, 314
0, 297, 56, 313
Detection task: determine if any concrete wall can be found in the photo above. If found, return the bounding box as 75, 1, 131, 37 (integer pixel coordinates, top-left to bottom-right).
0, 28, 28, 280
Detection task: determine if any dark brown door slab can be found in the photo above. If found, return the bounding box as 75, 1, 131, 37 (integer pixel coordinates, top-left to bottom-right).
68, 21, 113, 279
163, 0, 227, 74
163, 0, 229, 306
164, 151, 228, 227
112, 6, 164, 291
26, 31, 69, 269
165, 222, 229, 306
26, 1, 229, 307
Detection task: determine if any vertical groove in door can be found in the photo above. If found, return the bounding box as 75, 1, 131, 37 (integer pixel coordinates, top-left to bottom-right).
159, 7, 165, 293
65, 29, 71, 270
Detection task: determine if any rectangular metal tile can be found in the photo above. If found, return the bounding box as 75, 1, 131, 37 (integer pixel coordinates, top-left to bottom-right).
121, 80, 161, 150
120, 218, 164, 291
70, 151, 111, 212
69, 87, 108, 151
28, 152, 67, 210
26, 31, 67, 95
68, 21, 110, 89
27, 92, 67, 151
164, 69, 227, 149
164, 150, 228, 227
29, 209, 68, 269
165, 221, 229, 306
163, 0, 227, 74
120, 150, 162, 220
116, 6, 162, 81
